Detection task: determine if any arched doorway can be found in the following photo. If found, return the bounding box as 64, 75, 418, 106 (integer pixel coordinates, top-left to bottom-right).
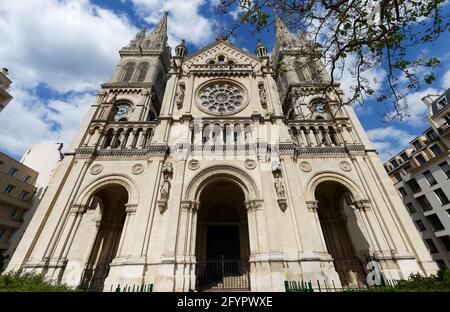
79, 184, 128, 291
315, 181, 368, 287
195, 180, 250, 291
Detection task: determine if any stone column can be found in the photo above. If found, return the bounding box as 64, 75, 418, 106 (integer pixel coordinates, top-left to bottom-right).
324, 129, 333, 146
115, 203, 138, 258
305, 201, 328, 253
126, 131, 136, 149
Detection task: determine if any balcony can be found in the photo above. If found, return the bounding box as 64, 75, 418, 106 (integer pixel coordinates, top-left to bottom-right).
0, 192, 33, 209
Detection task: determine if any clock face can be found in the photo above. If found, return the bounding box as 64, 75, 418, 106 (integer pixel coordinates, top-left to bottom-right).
116, 105, 130, 116
315, 103, 326, 114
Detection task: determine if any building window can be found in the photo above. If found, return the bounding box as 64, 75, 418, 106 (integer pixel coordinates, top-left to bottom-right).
9, 208, 18, 219
423, 170, 437, 186
415, 154, 427, 165
425, 239, 439, 254
406, 179, 422, 193
426, 214, 445, 231
416, 195, 432, 211
400, 152, 409, 161
415, 220, 426, 232
439, 236, 450, 251
406, 203, 416, 213
429, 144, 443, 157
19, 190, 30, 200
436, 96, 448, 111
434, 188, 450, 205
439, 161, 450, 179
136, 62, 149, 82
398, 187, 407, 197
23, 175, 31, 183
4, 184, 16, 194
426, 130, 439, 142
394, 172, 402, 182
391, 159, 399, 168
8, 167, 18, 176
412, 140, 424, 150
122, 62, 136, 82
0, 229, 6, 241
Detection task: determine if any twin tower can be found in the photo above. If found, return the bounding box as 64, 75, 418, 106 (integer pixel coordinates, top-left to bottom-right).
7, 13, 437, 291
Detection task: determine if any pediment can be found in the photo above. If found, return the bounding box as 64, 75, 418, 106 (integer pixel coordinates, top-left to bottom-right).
183, 40, 261, 68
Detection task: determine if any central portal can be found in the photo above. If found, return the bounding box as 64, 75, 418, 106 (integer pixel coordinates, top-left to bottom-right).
195, 179, 250, 291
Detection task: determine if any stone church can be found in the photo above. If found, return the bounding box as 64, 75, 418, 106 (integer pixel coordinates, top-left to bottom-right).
7, 13, 438, 291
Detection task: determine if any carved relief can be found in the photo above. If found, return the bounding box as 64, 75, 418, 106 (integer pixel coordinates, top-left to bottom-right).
175, 81, 185, 109
90, 164, 103, 175
339, 160, 352, 172
188, 159, 200, 170
299, 161, 312, 172
132, 163, 144, 175
244, 159, 257, 170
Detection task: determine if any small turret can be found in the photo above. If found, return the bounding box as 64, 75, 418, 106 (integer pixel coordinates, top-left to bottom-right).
255, 40, 267, 57
175, 39, 188, 57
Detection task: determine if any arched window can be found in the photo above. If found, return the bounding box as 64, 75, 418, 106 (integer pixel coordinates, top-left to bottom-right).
136, 62, 149, 82
218, 55, 225, 64
102, 129, 114, 148
122, 62, 136, 82
294, 60, 306, 81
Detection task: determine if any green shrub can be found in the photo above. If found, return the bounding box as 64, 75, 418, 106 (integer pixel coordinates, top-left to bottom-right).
0, 271, 78, 292
365, 269, 450, 292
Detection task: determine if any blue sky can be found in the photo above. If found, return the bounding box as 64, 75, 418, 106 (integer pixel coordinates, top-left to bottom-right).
0, 0, 449, 162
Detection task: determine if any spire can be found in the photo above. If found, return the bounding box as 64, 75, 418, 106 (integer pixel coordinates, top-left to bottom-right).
150, 11, 168, 41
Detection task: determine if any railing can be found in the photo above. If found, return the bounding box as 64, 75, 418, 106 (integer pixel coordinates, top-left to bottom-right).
196, 256, 250, 292
284, 278, 402, 292
112, 284, 153, 292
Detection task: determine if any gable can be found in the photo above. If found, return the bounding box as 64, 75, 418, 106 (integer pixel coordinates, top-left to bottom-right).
183, 41, 261, 68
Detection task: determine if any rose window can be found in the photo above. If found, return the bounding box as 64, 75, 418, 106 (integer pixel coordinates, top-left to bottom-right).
199, 84, 244, 114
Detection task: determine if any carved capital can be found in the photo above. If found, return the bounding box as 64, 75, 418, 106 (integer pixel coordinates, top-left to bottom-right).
354, 200, 371, 211
69, 205, 86, 216
125, 204, 137, 214
244, 200, 262, 211
306, 200, 319, 212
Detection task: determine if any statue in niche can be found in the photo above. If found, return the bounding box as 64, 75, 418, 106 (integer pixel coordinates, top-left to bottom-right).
160, 179, 171, 201
258, 81, 267, 108
175, 82, 185, 109
274, 178, 286, 198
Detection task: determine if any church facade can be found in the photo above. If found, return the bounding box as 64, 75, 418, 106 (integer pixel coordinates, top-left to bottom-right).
7, 13, 438, 291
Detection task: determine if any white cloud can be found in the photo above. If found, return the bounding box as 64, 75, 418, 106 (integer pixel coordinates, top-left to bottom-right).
229, 4, 244, 20
0, 85, 93, 156
399, 87, 441, 127
366, 126, 416, 162
127, 0, 216, 48
442, 68, 450, 89
0, 0, 137, 157
0, 0, 137, 93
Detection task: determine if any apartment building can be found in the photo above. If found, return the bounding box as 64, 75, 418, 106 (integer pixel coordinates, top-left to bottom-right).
0, 152, 38, 256
385, 89, 450, 269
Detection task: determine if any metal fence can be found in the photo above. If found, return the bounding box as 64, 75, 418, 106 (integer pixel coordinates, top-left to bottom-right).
196, 256, 250, 292
111, 284, 153, 292
284, 279, 404, 292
